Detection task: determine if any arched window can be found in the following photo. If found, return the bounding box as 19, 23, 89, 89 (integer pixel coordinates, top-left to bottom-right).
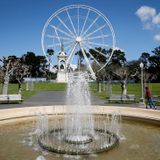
60, 60, 65, 63
60, 64, 64, 70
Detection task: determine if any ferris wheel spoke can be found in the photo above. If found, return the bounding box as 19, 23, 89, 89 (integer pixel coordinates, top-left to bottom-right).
83, 24, 106, 38
50, 25, 74, 38
77, 6, 80, 35
64, 42, 75, 51
81, 16, 99, 37
47, 29, 74, 48
83, 34, 111, 41
80, 9, 90, 35
66, 43, 78, 66
84, 42, 109, 58
48, 40, 74, 47
66, 43, 77, 65
47, 28, 60, 48
42, 4, 115, 77
53, 42, 74, 56
57, 16, 76, 38
47, 35, 71, 41
54, 27, 62, 45
80, 44, 96, 79
87, 41, 110, 48
81, 43, 101, 67
66, 9, 78, 36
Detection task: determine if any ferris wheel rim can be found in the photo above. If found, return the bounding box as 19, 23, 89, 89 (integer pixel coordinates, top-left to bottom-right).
41, 4, 116, 77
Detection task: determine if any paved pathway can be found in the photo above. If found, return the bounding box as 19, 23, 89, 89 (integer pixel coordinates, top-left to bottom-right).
0, 91, 159, 110
0, 91, 106, 109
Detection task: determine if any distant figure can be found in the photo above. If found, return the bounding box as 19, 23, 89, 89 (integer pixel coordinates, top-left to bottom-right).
121, 80, 126, 95
145, 86, 156, 109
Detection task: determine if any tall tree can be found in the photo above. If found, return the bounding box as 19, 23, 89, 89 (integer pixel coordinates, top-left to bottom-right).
1, 56, 19, 94
89, 47, 107, 64
148, 46, 160, 81
13, 59, 31, 94
139, 52, 150, 69
108, 49, 126, 67
75, 49, 90, 71
113, 66, 138, 95
46, 49, 54, 71
22, 52, 47, 77
0, 62, 4, 84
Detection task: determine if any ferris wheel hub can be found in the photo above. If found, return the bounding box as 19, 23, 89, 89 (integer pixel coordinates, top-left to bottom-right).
76, 36, 82, 43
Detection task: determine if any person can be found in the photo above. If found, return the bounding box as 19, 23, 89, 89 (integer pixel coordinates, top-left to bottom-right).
121, 80, 126, 95
145, 86, 156, 109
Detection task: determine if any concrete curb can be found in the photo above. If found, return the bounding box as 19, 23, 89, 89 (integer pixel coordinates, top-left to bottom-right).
0, 105, 159, 124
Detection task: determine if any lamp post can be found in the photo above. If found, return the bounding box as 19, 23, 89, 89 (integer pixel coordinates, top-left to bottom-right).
140, 62, 145, 106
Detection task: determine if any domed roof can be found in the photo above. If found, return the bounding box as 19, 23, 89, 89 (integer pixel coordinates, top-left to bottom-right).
58, 51, 67, 57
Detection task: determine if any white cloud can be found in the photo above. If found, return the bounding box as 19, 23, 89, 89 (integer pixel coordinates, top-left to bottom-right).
136, 6, 160, 40
152, 13, 160, 25
142, 22, 154, 30
154, 34, 160, 41
135, 6, 156, 21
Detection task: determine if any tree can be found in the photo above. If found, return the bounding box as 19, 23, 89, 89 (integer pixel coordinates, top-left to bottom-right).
0, 62, 4, 84
13, 59, 31, 94
148, 46, 160, 81
1, 56, 20, 94
139, 52, 150, 69
22, 52, 47, 77
126, 60, 140, 82
91, 48, 127, 92
46, 49, 54, 71
92, 61, 106, 92
113, 66, 137, 96
90, 48, 112, 92
75, 49, 90, 71
89, 47, 107, 64
47, 49, 54, 57
108, 49, 126, 67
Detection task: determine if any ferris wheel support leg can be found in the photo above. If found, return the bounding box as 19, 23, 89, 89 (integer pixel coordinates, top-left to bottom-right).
66, 43, 77, 67
80, 44, 96, 79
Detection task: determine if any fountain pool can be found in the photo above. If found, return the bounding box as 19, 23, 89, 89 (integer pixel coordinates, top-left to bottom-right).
0, 113, 159, 160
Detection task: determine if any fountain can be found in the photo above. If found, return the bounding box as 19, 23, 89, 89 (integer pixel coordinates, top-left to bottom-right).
0, 4, 159, 160
0, 102, 160, 160
37, 72, 120, 155
39, 3, 120, 154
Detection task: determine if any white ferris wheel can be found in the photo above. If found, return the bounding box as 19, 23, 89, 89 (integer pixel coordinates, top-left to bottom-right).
41, 4, 115, 79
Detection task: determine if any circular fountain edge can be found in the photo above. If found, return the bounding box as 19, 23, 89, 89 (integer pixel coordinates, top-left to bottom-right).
38, 128, 119, 155
0, 106, 159, 125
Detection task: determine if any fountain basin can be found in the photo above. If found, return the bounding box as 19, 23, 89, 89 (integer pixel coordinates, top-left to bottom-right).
0, 106, 159, 160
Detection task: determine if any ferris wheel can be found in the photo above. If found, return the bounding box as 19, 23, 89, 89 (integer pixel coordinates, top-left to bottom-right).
41, 4, 115, 79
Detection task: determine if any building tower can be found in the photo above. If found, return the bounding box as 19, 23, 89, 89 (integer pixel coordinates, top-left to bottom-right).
56, 43, 68, 82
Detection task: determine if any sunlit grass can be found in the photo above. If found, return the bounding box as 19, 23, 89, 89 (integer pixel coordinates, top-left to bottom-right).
0, 82, 66, 100
0, 82, 159, 104
90, 82, 160, 104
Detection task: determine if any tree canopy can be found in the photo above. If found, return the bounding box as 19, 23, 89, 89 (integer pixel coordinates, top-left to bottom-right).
0, 45, 160, 83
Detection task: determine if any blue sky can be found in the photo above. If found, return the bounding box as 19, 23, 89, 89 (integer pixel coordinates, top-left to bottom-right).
0, 0, 160, 61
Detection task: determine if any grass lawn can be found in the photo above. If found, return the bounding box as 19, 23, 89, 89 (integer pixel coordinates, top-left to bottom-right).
0, 82, 159, 105
90, 82, 160, 105
0, 82, 66, 100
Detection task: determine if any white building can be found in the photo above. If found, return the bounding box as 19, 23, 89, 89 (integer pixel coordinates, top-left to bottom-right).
56, 44, 68, 82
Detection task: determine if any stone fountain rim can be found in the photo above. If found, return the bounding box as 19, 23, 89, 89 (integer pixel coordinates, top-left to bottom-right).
0, 105, 159, 125
38, 128, 119, 155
